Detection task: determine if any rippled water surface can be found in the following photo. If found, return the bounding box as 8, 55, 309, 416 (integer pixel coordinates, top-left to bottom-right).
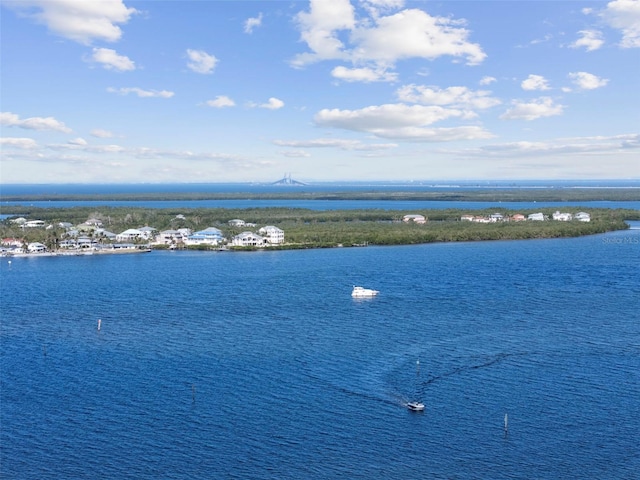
2, 230, 639, 479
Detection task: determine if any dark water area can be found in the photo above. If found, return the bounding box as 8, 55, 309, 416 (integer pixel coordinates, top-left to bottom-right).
2, 228, 639, 479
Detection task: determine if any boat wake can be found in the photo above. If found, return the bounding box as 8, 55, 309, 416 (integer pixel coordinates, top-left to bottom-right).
417, 352, 529, 391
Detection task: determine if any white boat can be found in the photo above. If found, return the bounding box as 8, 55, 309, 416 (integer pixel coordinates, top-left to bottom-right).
351, 286, 379, 297
407, 401, 425, 412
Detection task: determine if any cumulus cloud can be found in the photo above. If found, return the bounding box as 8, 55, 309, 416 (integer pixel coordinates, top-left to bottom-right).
351, 9, 486, 65
396, 85, 501, 110
1, 137, 38, 149
91, 129, 114, 138
5, 0, 137, 45
251, 97, 284, 110
291, 0, 486, 81
68, 137, 88, 146
480, 76, 496, 85
1, 111, 72, 133
521, 74, 551, 91
107, 87, 174, 98
331, 66, 398, 83
90, 47, 135, 71
205, 96, 236, 108
600, 0, 640, 48
570, 30, 604, 51
500, 97, 564, 121
567, 71, 609, 90
186, 49, 218, 74
314, 103, 492, 141
244, 13, 263, 34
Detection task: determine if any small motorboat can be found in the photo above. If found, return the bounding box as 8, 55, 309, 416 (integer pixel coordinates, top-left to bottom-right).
407, 401, 425, 412
351, 286, 379, 298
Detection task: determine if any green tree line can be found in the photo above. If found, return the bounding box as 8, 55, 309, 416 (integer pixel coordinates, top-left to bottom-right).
1, 206, 636, 251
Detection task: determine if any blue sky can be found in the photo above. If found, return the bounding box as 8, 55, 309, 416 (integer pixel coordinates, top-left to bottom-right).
1, 0, 639, 184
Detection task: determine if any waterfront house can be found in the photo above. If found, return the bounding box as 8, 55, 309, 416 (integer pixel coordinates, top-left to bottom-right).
27, 242, 47, 253
59, 239, 77, 249
258, 226, 285, 244
575, 212, 591, 222
528, 213, 545, 221
229, 219, 246, 227
511, 214, 526, 222
185, 227, 225, 246
231, 232, 265, 247
77, 237, 97, 249
490, 213, 504, 222
138, 226, 157, 240
156, 229, 191, 245
116, 228, 144, 242
461, 215, 474, 222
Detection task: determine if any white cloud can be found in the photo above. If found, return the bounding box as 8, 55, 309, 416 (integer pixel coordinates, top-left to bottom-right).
107, 87, 174, 98
260, 97, 285, 110
90, 47, 135, 71
292, 1, 486, 81
314, 103, 493, 141
460, 134, 640, 157
273, 138, 397, 151
292, 0, 356, 66
205, 96, 236, 108
479, 76, 496, 85
600, 0, 640, 48
351, 8, 486, 66
0, 111, 72, 133
521, 74, 551, 91
48, 142, 125, 154
244, 13, 263, 34
331, 66, 397, 82
500, 97, 564, 121
68, 137, 88, 146
281, 149, 312, 158
0, 137, 38, 149
5, 0, 137, 45
567, 71, 609, 90
396, 85, 501, 110
570, 30, 604, 51
91, 129, 114, 138
186, 49, 218, 74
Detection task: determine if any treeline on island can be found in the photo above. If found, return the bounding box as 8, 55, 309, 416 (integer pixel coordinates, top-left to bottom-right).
1, 206, 636, 250
2, 188, 640, 203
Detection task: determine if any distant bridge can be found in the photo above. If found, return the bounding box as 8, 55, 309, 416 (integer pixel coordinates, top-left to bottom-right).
272, 174, 307, 186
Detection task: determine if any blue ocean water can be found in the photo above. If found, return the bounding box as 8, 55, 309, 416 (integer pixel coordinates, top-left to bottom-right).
2, 228, 639, 479
2, 181, 639, 211
3, 199, 640, 211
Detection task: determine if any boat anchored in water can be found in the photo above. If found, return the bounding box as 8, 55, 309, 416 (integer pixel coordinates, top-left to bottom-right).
351, 286, 380, 297
406, 401, 425, 412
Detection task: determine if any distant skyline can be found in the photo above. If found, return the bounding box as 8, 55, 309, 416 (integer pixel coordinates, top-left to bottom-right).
1, 0, 639, 184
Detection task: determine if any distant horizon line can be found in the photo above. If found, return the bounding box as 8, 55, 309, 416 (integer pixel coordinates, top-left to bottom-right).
2, 179, 640, 186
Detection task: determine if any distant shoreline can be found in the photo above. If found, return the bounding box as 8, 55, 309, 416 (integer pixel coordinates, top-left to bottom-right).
2, 187, 640, 203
